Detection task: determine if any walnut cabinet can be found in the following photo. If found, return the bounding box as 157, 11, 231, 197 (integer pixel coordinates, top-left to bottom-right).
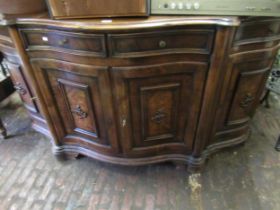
1, 16, 280, 170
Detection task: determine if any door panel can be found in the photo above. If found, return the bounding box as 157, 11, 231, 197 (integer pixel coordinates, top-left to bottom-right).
31, 59, 118, 154
111, 62, 207, 156
6, 61, 39, 113
226, 66, 270, 126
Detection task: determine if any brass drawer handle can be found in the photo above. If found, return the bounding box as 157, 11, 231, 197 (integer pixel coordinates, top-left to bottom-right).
71, 105, 88, 119
58, 38, 68, 46
14, 83, 27, 96
159, 40, 167, 48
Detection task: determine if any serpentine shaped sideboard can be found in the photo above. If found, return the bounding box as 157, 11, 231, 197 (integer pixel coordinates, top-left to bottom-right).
0, 15, 279, 171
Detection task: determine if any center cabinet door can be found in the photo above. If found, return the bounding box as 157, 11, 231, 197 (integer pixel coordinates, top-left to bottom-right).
111, 62, 207, 157
31, 59, 119, 154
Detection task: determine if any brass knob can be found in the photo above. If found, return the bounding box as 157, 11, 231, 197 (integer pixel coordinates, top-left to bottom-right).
159, 40, 167, 48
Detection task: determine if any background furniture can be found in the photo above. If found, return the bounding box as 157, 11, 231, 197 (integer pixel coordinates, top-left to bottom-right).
0, 25, 50, 138
0, 53, 14, 138
261, 50, 280, 151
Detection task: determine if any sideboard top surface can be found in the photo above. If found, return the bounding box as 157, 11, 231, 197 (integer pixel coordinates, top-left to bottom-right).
2, 15, 241, 30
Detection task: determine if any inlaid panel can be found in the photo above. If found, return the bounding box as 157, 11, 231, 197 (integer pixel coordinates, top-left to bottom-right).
227, 68, 270, 125
57, 78, 98, 138
141, 83, 180, 142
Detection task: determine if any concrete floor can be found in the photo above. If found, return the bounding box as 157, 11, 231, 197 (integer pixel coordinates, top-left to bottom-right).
0, 93, 279, 210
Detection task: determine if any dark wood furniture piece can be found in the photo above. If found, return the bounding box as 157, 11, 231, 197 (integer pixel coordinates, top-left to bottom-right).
0, 53, 14, 138
0, 0, 46, 14
1, 15, 280, 171
0, 24, 50, 137
46, 0, 150, 19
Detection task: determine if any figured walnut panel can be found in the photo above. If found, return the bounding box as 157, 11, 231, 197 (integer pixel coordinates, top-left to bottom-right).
140, 83, 180, 142
57, 78, 99, 138
226, 68, 270, 125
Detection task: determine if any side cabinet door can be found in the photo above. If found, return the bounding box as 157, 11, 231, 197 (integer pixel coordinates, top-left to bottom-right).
31, 59, 119, 154
225, 64, 271, 126
6, 61, 39, 113
112, 62, 207, 157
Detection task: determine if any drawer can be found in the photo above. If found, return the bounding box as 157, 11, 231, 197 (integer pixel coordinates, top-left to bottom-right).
20, 29, 107, 57
108, 29, 215, 58
234, 19, 280, 45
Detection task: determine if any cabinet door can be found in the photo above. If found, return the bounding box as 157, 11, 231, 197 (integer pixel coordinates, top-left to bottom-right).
111, 62, 207, 156
6, 62, 39, 113
31, 59, 118, 154
226, 65, 270, 126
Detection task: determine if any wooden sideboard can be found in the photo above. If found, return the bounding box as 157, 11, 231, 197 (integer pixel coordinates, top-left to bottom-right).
1, 16, 279, 171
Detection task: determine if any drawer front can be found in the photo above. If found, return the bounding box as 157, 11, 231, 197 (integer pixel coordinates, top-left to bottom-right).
234, 19, 280, 44
6, 62, 38, 113
108, 29, 215, 58
20, 29, 107, 57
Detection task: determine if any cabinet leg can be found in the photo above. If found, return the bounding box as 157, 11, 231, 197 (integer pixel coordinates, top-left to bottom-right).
0, 118, 7, 139
187, 156, 205, 173
52, 146, 80, 161
187, 164, 204, 173
275, 135, 280, 152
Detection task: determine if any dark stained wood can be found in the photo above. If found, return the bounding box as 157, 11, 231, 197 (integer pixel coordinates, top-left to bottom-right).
234, 18, 280, 44
31, 59, 119, 154
0, 0, 46, 16
46, 0, 149, 19
6, 26, 55, 139
108, 28, 215, 58
5, 61, 39, 113
20, 29, 107, 57
111, 62, 207, 157
1, 16, 280, 170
